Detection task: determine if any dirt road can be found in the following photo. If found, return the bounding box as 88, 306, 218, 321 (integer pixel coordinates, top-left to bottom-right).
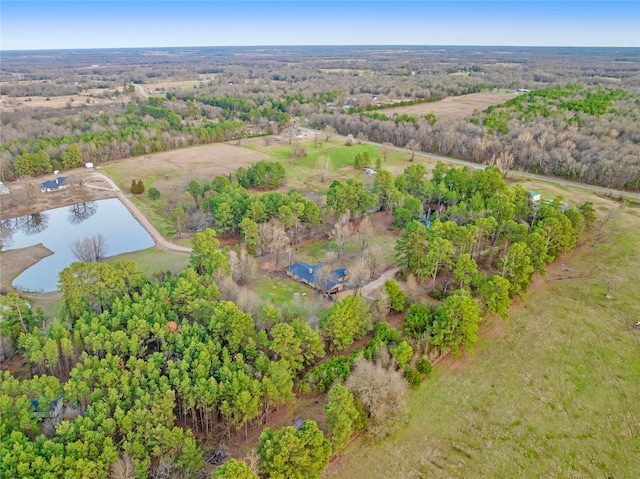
359, 267, 400, 300
301, 127, 640, 201
86, 173, 192, 253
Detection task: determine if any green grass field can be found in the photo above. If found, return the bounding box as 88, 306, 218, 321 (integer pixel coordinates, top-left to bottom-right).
253, 273, 313, 306
323, 196, 640, 478
244, 137, 409, 190
106, 246, 190, 277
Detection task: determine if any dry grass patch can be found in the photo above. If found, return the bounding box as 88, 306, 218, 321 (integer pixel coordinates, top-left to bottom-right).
101, 143, 269, 194
381, 92, 518, 121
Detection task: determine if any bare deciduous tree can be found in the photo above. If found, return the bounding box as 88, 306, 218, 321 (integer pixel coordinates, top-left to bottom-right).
70, 233, 107, 262
345, 134, 354, 147
406, 139, 420, 161
283, 122, 297, 145
380, 142, 394, 164
330, 212, 353, 261
72, 174, 88, 193
323, 125, 336, 142
290, 144, 307, 159
258, 219, 290, 268
370, 292, 391, 321
345, 355, 409, 420
228, 247, 259, 285
347, 257, 371, 295
23, 183, 38, 206
110, 454, 137, 479
495, 151, 515, 178
316, 154, 331, 183
356, 216, 373, 255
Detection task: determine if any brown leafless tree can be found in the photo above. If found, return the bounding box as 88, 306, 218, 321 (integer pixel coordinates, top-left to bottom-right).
323, 125, 336, 142
330, 212, 353, 261
347, 257, 371, 295
380, 142, 394, 164
228, 247, 259, 285
356, 216, 373, 256
70, 233, 107, 262
345, 355, 409, 420
406, 139, 420, 161
316, 154, 331, 183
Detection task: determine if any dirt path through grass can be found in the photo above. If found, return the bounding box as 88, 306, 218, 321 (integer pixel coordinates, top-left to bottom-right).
86, 173, 192, 253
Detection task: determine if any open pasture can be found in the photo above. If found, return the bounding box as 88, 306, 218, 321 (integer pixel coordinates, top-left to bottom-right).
382, 91, 518, 121
101, 143, 269, 194
323, 189, 640, 479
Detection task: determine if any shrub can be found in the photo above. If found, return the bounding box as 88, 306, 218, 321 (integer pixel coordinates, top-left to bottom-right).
147, 187, 160, 200
384, 280, 405, 313
130, 179, 145, 194
416, 357, 433, 375
404, 367, 423, 388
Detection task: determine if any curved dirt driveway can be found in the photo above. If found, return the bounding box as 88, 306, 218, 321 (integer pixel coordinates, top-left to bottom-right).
353, 267, 400, 300
86, 173, 192, 253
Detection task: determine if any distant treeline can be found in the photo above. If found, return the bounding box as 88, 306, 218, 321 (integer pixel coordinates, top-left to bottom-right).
311, 85, 640, 191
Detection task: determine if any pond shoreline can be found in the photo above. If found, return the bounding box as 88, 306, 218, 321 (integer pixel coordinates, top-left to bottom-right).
0, 243, 53, 294
3, 197, 156, 293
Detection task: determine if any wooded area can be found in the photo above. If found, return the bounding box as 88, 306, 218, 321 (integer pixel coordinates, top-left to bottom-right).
0, 45, 635, 478
1, 158, 591, 477
1, 46, 639, 189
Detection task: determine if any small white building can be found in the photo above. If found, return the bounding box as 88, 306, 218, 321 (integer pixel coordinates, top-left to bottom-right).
85, 162, 94, 169
0, 182, 9, 195
527, 190, 541, 203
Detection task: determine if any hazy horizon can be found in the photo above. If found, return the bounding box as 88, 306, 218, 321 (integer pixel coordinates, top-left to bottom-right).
2, 1, 638, 51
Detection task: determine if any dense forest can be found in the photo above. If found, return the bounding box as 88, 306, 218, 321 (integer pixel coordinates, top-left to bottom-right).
1, 157, 592, 477
1, 46, 639, 189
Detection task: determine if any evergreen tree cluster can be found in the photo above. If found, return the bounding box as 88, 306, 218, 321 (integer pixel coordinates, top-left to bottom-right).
130, 179, 145, 194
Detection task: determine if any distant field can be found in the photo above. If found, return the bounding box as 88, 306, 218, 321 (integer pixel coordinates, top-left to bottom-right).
323, 187, 640, 479
381, 92, 518, 121
0, 92, 117, 111
101, 143, 268, 194
0, 77, 207, 111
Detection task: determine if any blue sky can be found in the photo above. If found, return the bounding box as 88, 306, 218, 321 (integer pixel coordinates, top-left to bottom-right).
1, 1, 638, 50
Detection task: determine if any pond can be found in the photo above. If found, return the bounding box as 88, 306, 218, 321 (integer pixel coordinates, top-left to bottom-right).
1, 198, 155, 292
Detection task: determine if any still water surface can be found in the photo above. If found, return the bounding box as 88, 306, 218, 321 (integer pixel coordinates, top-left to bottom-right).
2, 198, 154, 292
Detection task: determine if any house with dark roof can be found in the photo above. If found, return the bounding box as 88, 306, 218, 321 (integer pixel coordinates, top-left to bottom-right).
40, 176, 68, 193
287, 262, 349, 295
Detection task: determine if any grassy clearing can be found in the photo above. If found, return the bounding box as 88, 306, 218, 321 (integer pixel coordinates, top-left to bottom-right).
252, 272, 316, 307
323, 194, 640, 479
245, 137, 410, 190
106, 246, 190, 277
130, 195, 176, 237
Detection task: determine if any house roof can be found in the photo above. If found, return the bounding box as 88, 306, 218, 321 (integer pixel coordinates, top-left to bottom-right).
288, 262, 316, 283
40, 177, 67, 189
287, 262, 348, 293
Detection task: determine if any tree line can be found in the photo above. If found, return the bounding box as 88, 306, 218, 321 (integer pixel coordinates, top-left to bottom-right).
309, 84, 640, 190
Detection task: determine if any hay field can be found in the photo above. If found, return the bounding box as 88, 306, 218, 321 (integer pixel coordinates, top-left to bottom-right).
382, 92, 518, 121
101, 143, 269, 195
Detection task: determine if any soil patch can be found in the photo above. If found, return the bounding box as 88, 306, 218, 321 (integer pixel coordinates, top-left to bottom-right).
0, 244, 53, 294
0, 172, 116, 220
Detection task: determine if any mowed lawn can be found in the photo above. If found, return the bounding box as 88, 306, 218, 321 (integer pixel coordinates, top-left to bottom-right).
324, 198, 640, 479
